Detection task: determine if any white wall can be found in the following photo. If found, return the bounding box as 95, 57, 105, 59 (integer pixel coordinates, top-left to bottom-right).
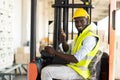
36, 0, 49, 43
98, 17, 108, 36
21, 0, 31, 45
13, 0, 22, 48
116, 9, 120, 36
12, 0, 49, 48
115, 9, 120, 79
19, 0, 49, 46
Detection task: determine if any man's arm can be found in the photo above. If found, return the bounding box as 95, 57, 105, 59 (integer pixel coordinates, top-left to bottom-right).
60, 29, 69, 52
45, 46, 78, 63
45, 36, 97, 63
74, 36, 97, 61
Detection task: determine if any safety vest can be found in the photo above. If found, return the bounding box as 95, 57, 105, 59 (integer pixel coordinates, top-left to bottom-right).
67, 25, 100, 79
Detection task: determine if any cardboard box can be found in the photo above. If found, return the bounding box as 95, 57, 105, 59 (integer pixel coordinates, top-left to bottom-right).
15, 53, 30, 64
16, 46, 30, 54
15, 46, 41, 64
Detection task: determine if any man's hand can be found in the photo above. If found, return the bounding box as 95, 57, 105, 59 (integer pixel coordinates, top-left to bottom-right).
45, 46, 56, 56
60, 29, 66, 42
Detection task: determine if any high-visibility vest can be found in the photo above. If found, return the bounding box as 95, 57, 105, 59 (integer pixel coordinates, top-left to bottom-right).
67, 25, 100, 79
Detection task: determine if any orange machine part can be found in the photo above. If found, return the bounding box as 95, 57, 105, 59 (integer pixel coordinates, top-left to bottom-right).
109, 0, 116, 79
27, 63, 38, 80
109, 27, 115, 80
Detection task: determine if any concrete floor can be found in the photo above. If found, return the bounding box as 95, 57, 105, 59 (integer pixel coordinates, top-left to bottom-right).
13, 75, 26, 80
0, 75, 26, 80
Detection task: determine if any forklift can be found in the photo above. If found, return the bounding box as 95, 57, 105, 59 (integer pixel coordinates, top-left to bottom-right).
27, 0, 116, 80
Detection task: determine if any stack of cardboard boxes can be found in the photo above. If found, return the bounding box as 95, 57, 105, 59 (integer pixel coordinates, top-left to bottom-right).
15, 43, 41, 64
15, 46, 30, 64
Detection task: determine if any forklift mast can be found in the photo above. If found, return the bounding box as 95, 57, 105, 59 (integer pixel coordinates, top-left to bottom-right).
30, 0, 37, 62
52, 0, 92, 50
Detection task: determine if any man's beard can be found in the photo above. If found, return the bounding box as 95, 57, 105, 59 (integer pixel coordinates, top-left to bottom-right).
77, 26, 86, 33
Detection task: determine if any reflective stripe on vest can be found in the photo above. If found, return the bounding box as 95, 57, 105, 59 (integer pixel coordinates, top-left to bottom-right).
67, 25, 100, 79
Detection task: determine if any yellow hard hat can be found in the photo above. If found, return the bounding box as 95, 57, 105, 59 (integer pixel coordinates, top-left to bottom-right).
73, 8, 90, 20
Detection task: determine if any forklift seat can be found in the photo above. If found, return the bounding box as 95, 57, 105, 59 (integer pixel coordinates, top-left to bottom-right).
88, 50, 103, 80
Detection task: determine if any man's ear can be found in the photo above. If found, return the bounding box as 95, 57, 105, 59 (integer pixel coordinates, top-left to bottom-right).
87, 17, 90, 24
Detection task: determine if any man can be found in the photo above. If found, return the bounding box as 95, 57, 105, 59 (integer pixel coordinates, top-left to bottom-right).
41, 8, 100, 80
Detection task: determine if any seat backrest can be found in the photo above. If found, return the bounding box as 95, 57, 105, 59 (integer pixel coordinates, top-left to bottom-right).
88, 50, 103, 80
99, 52, 109, 80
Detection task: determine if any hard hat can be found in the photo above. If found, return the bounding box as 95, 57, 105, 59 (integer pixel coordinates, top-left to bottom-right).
73, 8, 90, 20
